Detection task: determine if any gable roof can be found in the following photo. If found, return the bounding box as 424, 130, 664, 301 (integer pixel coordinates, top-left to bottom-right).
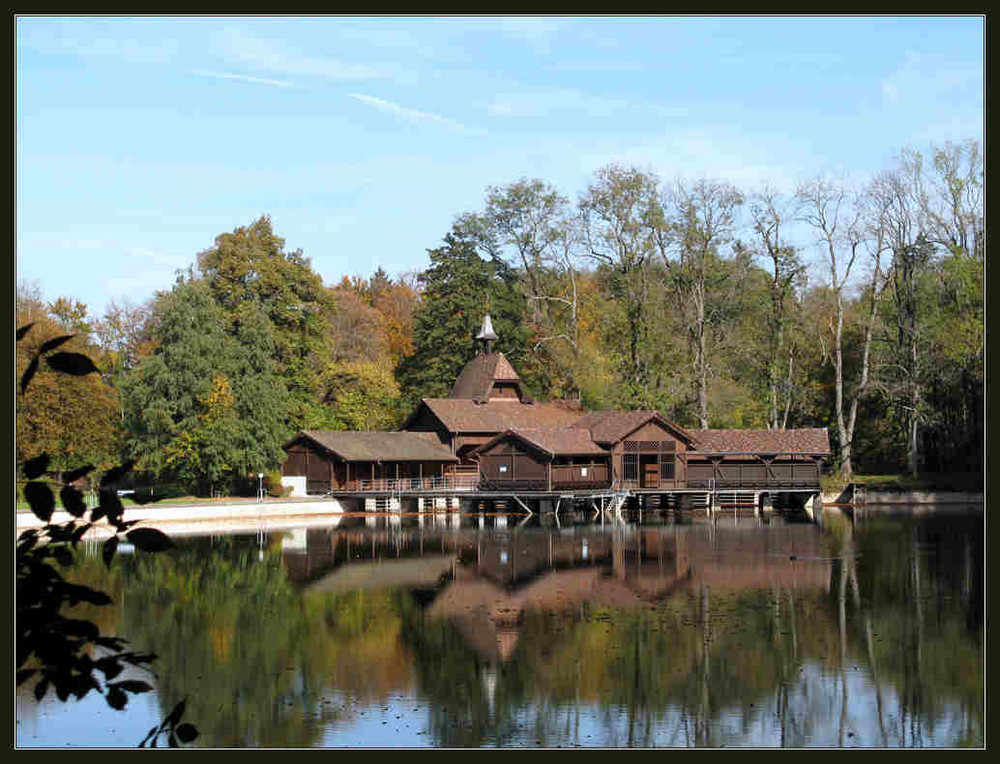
689, 428, 831, 456
449, 352, 531, 402
287, 430, 458, 463
571, 410, 696, 446
476, 427, 610, 459
414, 398, 583, 434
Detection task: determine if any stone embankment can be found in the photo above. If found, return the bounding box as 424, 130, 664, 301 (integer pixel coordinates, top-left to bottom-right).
15, 497, 349, 539
821, 484, 983, 513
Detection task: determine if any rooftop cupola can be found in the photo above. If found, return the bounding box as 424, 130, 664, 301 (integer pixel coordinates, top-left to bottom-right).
476, 313, 498, 354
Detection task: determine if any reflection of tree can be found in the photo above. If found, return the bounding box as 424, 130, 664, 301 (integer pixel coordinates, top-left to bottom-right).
26, 518, 983, 748
844, 514, 983, 746
115, 536, 411, 746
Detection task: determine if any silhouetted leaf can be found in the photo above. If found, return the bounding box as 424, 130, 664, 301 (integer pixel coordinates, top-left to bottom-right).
164, 699, 187, 726
107, 685, 128, 710
45, 352, 99, 376
63, 464, 96, 483
58, 619, 100, 640
17, 668, 36, 686
112, 680, 153, 694
52, 546, 74, 567
90, 505, 107, 522
39, 334, 76, 354
34, 678, 49, 701
176, 723, 199, 744
17, 323, 34, 341
95, 636, 128, 651
99, 490, 124, 526
100, 461, 135, 487
71, 523, 93, 542
169, 734, 179, 748
60, 486, 87, 518
96, 656, 125, 681
18, 528, 39, 545
24, 481, 55, 522
131, 491, 165, 505
126, 527, 173, 553
102, 536, 119, 568
23, 454, 50, 480
66, 583, 112, 606
20, 355, 39, 395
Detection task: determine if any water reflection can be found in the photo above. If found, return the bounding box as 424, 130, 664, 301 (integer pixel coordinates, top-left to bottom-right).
16, 510, 983, 748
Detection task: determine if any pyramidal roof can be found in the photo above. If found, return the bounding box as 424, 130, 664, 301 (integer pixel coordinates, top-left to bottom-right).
449, 353, 530, 402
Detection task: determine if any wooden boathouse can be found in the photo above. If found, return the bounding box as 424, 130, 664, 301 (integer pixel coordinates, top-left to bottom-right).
280, 315, 831, 516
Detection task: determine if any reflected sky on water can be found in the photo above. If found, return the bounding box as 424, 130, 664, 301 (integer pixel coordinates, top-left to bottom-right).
16, 508, 984, 748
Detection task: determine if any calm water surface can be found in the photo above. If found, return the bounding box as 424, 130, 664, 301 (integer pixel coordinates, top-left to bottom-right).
16, 508, 984, 748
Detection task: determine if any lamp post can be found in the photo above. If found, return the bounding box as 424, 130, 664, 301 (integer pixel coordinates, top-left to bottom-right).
257, 472, 264, 503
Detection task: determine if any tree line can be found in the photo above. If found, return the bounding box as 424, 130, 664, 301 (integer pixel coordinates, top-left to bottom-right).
16, 139, 982, 494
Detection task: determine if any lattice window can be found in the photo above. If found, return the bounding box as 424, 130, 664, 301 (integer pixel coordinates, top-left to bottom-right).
660, 456, 675, 480
624, 441, 639, 453
624, 454, 638, 481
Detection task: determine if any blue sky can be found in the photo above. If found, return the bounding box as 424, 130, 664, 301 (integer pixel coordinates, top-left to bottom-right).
16, 16, 984, 318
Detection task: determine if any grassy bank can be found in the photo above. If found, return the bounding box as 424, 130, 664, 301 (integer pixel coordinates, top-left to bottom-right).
821, 472, 984, 494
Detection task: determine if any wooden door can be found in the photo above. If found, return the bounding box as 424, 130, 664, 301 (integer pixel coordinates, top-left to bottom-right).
641, 456, 659, 489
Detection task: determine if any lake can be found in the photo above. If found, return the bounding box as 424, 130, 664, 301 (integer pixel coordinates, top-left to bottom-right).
16, 507, 984, 748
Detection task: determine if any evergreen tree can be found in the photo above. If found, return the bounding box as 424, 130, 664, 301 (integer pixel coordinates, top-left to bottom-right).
196, 216, 334, 430
397, 227, 533, 401
121, 278, 289, 495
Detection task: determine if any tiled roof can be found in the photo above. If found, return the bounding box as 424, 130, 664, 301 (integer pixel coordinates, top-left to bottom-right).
418, 398, 583, 433
481, 427, 610, 458
689, 428, 831, 455
449, 352, 529, 402
572, 410, 695, 445
289, 430, 458, 462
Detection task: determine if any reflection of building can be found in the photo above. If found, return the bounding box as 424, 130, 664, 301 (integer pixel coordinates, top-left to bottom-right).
281, 317, 830, 505
279, 522, 833, 669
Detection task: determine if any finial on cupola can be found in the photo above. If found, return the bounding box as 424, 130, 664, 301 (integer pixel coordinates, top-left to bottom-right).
476, 313, 498, 354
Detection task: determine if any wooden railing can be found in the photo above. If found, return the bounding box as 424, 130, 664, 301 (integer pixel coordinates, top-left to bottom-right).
351, 471, 480, 492
686, 462, 819, 489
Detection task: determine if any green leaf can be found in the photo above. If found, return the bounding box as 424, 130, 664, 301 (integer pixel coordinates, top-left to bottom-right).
17, 323, 34, 341
60, 486, 88, 518
24, 481, 55, 522
23, 454, 50, 480
20, 355, 39, 395
126, 527, 174, 553
45, 351, 99, 376
39, 334, 76, 354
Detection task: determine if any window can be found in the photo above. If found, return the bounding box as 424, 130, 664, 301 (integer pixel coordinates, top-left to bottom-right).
499, 465, 508, 473
624, 454, 638, 481
580, 467, 588, 477
660, 456, 675, 480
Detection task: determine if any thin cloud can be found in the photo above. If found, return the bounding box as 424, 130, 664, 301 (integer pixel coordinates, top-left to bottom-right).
348, 92, 484, 135
221, 27, 382, 81
20, 27, 179, 63
189, 68, 299, 88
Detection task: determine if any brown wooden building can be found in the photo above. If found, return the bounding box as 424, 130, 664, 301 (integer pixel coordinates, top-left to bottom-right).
281, 315, 831, 496
281, 430, 464, 494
